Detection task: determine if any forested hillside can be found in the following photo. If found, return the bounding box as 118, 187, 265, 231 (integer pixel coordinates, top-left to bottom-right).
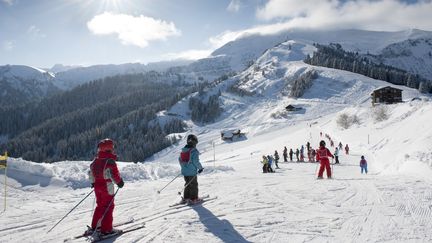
304, 43, 432, 93
0, 71, 195, 162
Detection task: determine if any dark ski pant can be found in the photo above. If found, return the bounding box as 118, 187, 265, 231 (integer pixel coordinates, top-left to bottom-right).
361, 164, 368, 174
183, 176, 198, 200
283, 154, 287, 162
262, 164, 268, 173
335, 156, 339, 164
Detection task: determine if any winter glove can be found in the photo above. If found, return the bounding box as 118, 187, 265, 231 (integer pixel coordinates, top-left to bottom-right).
91, 183, 94, 188
198, 168, 204, 174
117, 179, 124, 188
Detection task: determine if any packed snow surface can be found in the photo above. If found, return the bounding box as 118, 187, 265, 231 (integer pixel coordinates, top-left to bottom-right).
1, 34, 432, 242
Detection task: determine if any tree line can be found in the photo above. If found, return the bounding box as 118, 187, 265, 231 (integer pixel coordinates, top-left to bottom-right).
304, 43, 432, 93
1, 71, 196, 162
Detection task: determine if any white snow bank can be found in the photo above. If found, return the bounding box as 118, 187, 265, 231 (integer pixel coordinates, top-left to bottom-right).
1, 158, 235, 190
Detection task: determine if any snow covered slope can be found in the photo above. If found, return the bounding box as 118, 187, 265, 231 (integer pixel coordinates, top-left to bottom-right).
1, 34, 432, 242
0, 65, 58, 106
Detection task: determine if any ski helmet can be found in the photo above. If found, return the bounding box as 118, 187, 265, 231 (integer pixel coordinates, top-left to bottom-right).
187, 134, 198, 145
319, 140, 326, 147
98, 138, 114, 152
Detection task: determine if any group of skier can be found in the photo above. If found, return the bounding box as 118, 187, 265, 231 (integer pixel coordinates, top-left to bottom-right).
86, 134, 204, 239
260, 132, 368, 179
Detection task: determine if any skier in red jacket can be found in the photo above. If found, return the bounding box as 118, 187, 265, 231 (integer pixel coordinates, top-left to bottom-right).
316, 140, 334, 179
88, 138, 124, 235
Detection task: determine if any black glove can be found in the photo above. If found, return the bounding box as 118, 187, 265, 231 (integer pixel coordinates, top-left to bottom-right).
91, 183, 94, 188
117, 179, 124, 188
198, 168, 203, 174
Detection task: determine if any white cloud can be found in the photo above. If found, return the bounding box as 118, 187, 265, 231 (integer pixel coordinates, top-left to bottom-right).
27, 25, 46, 38
2, 0, 14, 6
207, 0, 432, 50
256, 0, 432, 31
87, 12, 181, 48
163, 49, 212, 60
227, 0, 242, 12
3, 41, 14, 51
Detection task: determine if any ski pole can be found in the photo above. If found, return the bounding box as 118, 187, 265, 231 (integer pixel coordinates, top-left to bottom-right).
93, 187, 120, 235
178, 175, 197, 195
47, 189, 94, 233
157, 173, 181, 194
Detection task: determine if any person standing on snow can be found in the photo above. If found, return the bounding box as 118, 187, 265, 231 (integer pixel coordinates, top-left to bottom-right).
316, 140, 334, 179
311, 149, 316, 162
289, 148, 294, 162
283, 146, 288, 162
274, 150, 280, 169
345, 144, 349, 155
261, 155, 269, 173
179, 134, 204, 204
88, 138, 124, 236
295, 149, 300, 162
267, 155, 274, 172
334, 147, 340, 164
360, 155, 368, 174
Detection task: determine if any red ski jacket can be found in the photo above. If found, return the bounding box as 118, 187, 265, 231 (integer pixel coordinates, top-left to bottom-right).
316, 146, 334, 163
89, 151, 122, 195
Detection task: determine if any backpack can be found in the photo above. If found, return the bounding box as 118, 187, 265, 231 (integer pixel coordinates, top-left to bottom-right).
180, 148, 193, 164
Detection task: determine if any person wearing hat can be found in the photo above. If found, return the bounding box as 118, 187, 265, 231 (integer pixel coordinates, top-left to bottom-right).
178, 134, 204, 204
360, 155, 368, 174
316, 140, 334, 179
88, 138, 124, 235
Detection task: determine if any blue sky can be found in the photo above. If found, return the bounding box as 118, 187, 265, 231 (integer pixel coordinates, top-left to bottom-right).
0, 0, 430, 68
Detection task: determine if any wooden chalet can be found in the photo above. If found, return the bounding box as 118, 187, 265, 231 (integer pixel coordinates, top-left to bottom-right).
371, 86, 402, 104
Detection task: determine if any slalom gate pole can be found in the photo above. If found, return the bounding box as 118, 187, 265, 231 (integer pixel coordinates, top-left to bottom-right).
47, 189, 94, 233
178, 175, 197, 195
93, 187, 120, 235
157, 173, 181, 194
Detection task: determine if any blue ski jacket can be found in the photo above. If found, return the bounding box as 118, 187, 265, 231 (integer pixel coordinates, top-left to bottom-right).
179, 145, 203, 176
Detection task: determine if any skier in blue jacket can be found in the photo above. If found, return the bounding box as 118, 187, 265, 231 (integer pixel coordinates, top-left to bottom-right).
179, 134, 204, 204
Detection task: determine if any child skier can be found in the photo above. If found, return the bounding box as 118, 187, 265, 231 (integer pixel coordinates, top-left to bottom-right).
334, 147, 340, 164
267, 155, 274, 173
261, 155, 269, 173
88, 139, 124, 236
274, 151, 280, 169
316, 140, 334, 179
360, 155, 368, 174
179, 134, 204, 204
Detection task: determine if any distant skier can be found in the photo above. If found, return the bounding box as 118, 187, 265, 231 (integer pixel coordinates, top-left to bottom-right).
179, 134, 204, 204
300, 145, 305, 160
307, 149, 311, 162
283, 146, 288, 162
274, 151, 280, 169
334, 147, 340, 164
261, 155, 269, 173
338, 142, 343, 150
345, 144, 350, 155
360, 155, 368, 174
311, 149, 316, 162
330, 140, 334, 147
267, 155, 274, 173
88, 138, 124, 236
316, 140, 334, 179
320, 131, 322, 137
289, 148, 294, 162
295, 149, 299, 162
306, 142, 311, 151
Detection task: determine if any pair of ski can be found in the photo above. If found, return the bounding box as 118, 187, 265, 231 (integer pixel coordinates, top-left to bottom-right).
64, 218, 144, 242
169, 194, 216, 208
